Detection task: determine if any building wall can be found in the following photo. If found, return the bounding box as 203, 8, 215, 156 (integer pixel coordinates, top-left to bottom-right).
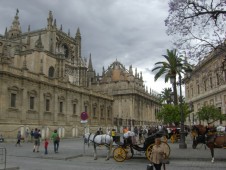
91, 60, 161, 128
185, 50, 226, 126
0, 63, 113, 138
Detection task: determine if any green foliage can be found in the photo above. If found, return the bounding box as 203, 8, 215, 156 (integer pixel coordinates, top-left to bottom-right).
156, 104, 189, 125
152, 49, 183, 105
159, 88, 172, 104
197, 105, 226, 124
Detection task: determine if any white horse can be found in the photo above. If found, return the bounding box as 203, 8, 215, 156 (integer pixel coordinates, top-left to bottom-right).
84, 133, 113, 160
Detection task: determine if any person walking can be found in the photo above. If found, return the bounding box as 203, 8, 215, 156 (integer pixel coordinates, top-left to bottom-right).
30, 129, 34, 142
51, 129, 60, 153
33, 128, 41, 152
25, 129, 29, 143
96, 127, 103, 135
44, 138, 49, 155
150, 138, 166, 170
15, 131, 21, 147
111, 129, 116, 142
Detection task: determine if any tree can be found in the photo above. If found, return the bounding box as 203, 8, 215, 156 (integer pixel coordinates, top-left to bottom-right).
156, 104, 189, 126
196, 105, 226, 124
165, 0, 226, 60
152, 49, 183, 105
160, 88, 172, 104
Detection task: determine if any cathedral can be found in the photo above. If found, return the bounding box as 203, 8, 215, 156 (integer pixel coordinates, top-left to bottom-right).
0, 10, 161, 139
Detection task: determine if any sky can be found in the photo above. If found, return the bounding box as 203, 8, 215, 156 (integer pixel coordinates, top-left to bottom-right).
0, 0, 173, 94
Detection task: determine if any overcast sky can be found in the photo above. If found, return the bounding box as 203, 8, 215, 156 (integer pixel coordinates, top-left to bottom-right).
0, 0, 173, 93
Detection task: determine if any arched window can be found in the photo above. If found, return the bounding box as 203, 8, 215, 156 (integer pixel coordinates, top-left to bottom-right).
63, 44, 69, 58
48, 66, 54, 78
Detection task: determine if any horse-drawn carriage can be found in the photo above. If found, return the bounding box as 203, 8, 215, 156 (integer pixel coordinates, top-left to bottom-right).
165, 127, 179, 143
113, 130, 171, 162
166, 126, 190, 143
191, 124, 226, 163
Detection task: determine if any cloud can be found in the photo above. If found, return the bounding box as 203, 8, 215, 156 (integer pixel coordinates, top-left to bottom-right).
0, 0, 173, 93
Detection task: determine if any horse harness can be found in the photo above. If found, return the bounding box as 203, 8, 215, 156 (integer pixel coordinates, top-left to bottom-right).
194, 126, 226, 147
88, 133, 110, 146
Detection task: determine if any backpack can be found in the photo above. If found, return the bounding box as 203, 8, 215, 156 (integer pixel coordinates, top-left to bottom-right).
55, 135, 60, 142
33, 131, 40, 139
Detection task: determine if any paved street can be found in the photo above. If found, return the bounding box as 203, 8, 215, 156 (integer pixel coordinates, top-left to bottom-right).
0, 137, 226, 170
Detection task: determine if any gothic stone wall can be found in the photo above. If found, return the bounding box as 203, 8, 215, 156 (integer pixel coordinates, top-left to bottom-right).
0, 64, 113, 139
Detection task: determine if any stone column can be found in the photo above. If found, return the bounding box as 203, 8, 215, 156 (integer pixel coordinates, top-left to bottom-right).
39, 84, 44, 123
21, 87, 27, 121
53, 89, 58, 123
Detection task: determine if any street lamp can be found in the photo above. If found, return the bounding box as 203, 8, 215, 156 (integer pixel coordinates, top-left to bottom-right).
169, 63, 192, 149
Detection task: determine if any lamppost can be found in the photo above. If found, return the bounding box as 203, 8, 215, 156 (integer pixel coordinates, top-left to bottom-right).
169, 63, 192, 149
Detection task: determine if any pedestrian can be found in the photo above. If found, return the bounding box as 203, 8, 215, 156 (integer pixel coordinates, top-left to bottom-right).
0, 134, 4, 143
150, 138, 166, 170
15, 131, 21, 147
123, 127, 128, 134
30, 129, 34, 142
96, 127, 103, 135
138, 126, 143, 143
51, 129, 60, 153
111, 129, 116, 142
134, 126, 138, 136
33, 128, 41, 152
25, 129, 29, 143
44, 138, 49, 155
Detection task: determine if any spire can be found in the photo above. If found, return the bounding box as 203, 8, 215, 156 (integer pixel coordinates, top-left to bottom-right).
88, 53, 93, 71
135, 68, 137, 78
27, 26, 31, 49
4, 27, 7, 38
68, 29, 70, 36
129, 65, 133, 74
47, 11, 53, 30
27, 25, 30, 32
8, 8, 21, 38
76, 27, 81, 37
102, 66, 105, 76
75, 27, 81, 58
53, 19, 57, 28
60, 24, 62, 31
140, 71, 143, 80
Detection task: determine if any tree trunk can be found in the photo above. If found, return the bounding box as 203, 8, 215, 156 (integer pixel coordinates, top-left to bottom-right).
173, 79, 178, 105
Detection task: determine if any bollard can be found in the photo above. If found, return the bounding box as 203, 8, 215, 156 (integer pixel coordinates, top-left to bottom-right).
146, 164, 153, 170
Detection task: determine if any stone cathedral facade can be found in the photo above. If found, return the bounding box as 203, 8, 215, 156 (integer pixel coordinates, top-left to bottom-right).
0, 10, 160, 139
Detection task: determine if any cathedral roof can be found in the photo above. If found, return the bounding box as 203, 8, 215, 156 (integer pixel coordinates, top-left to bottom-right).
102, 59, 132, 82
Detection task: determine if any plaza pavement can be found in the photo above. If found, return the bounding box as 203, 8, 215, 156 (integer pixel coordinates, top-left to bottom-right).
0, 136, 226, 169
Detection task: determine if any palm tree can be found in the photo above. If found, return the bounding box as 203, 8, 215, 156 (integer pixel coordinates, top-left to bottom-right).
160, 88, 172, 104
152, 49, 183, 105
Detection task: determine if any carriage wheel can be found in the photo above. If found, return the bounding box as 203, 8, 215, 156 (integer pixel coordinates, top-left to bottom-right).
145, 143, 155, 161
113, 147, 127, 162
170, 134, 176, 143
125, 146, 134, 159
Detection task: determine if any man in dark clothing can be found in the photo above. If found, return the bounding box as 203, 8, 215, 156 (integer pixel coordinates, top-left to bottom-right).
96, 128, 103, 135
33, 128, 41, 152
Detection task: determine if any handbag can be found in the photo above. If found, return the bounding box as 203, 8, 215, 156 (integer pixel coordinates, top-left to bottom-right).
147, 164, 153, 170
161, 158, 170, 164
